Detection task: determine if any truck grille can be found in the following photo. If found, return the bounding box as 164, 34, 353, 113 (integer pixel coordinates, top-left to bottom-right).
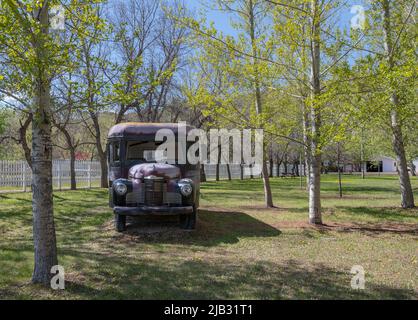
125, 189, 145, 206
125, 178, 182, 207
144, 177, 164, 206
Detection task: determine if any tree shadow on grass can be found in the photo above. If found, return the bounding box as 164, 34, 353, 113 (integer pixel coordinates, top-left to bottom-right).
102, 205, 418, 247
286, 205, 418, 225
0, 204, 32, 221
341, 206, 418, 221
321, 185, 399, 194
1, 214, 416, 299
0, 194, 32, 203
5, 249, 414, 300
116, 209, 281, 247
1, 237, 416, 300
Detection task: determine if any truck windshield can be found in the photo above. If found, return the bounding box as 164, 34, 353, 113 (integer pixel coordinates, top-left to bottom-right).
126, 140, 189, 163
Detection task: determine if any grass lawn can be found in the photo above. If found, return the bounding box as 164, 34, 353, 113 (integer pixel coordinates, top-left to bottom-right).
0, 175, 417, 299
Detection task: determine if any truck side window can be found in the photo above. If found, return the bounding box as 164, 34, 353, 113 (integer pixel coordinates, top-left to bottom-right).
108, 143, 113, 163
113, 142, 120, 162
108, 142, 120, 164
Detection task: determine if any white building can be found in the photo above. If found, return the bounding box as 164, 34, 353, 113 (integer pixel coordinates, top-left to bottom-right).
378, 156, 396, 173
413, 159, 418, 174
370, 156, 418, 174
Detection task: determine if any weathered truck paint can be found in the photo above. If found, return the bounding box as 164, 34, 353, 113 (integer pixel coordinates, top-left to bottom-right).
107, 122, 200, 232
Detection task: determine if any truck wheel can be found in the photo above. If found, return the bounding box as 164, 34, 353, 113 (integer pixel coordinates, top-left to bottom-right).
115, 214, 126, 232
180, 207, 197, 230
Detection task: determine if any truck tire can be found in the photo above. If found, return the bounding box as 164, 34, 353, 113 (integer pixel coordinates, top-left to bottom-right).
180, 207, 197, 230
115, 214, 126, 232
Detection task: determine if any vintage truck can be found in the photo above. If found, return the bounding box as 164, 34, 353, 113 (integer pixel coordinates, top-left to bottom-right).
107, 123, 200, 232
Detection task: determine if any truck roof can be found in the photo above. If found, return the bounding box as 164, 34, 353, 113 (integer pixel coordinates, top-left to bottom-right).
108, 122, 196, 139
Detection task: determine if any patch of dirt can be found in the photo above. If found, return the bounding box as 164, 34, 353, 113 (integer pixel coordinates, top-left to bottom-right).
99, 206, 417, 243
65, 271, 87, 283
204, 205, 286, 213
271, 220, 418, 235
320, 194, 388, 200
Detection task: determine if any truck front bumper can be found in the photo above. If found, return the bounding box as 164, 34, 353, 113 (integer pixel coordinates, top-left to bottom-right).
114, 205, 194, 216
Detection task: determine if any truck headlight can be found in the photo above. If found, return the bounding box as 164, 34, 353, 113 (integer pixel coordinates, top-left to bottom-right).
178, 179, 193, 197
113, 181, 128, 196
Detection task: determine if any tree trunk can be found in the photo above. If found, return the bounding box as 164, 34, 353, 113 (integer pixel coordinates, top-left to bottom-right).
226, 163, 232, 181
200, 164, 207, 182
99, 152, 108, 188
248, 0, 273, 207
309, 153, 322, 224
276, 156, 281, 177
299, 153, 304, 189
69, 148, 76, 190
337, 143, 343, 198
276, 152, 282, 177
391, 107, 415, 208
216, 144, 221, 181
31, 2, 58, 285
284, 156, 288, 174
360, 134, 365, 179
294, 160, 299, 176
115, 104, 127, 124
262, 160, 274, 207
89, 111, 108, 188
338, 166, 343, 198
308, 0, 322, 224
59, 125, 77, 190
83, 37, 108, 188
382, 0, 415, 208
19, 113, 33, 169
410, 161, 416, 177
302, 102, 311, 187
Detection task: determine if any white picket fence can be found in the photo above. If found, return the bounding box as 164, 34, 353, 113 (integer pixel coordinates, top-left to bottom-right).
0, 160, 303, 193
0, 160, 101, 193
203, 163, 304, 180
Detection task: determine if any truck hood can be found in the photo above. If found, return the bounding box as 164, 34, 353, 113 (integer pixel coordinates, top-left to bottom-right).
128, 163, 180, 180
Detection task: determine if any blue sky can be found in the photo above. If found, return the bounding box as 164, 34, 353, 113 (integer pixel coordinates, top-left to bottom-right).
185, 0, 238, 36
185, 0, 366, 37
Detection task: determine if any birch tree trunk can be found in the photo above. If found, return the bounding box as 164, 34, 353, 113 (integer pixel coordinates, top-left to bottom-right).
389, 106, 414, 207
31, 2, 58, 284
308, 0, 322, 224
302, 102, 311, 187
249, 0, 273, 207
382, 0, 415, 208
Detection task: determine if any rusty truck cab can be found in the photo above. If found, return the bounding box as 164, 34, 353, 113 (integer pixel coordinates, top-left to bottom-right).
107, 123, 200, 232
